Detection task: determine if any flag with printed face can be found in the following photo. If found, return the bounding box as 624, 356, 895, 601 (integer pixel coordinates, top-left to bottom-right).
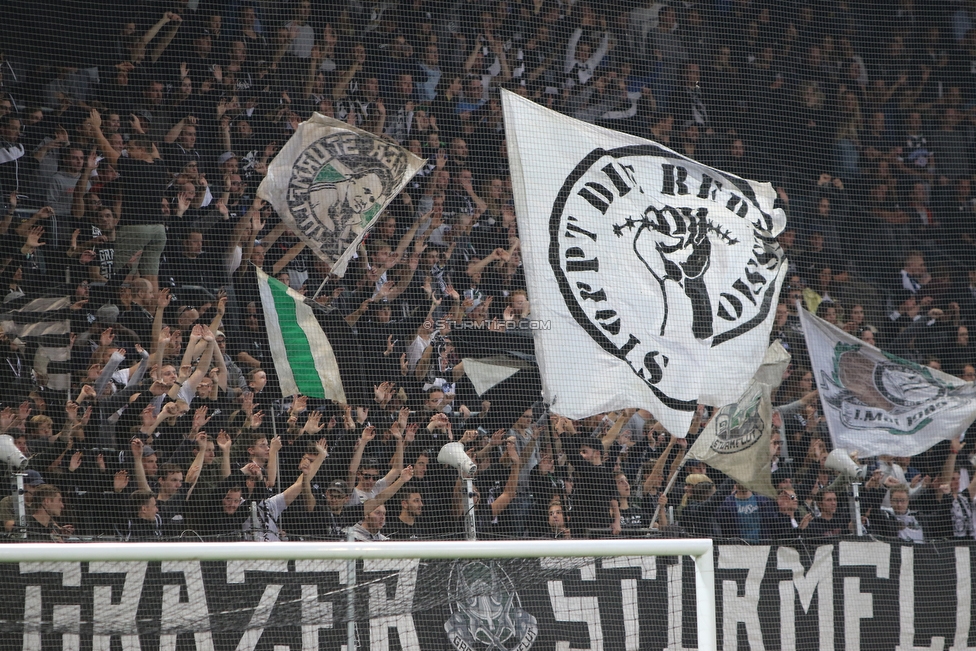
257, 113, 424, 277
799, 307, 976, 457
501, 89, 788, 437
689, 379, 777, 497
254, 266, 346, 401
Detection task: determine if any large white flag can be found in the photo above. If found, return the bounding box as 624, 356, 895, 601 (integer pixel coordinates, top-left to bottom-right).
688, 379, 777, 497
257, 113, 424, 276
501, 90, 787, 436
799, 307, 976, 457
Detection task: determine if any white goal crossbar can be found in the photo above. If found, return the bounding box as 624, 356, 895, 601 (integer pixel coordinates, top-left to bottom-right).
1, 538, 716, 651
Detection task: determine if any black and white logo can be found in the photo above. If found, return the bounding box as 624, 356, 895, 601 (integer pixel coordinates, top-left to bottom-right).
285, 132, 411, 262
551, 145, 785, 409
444, 561, 538, 651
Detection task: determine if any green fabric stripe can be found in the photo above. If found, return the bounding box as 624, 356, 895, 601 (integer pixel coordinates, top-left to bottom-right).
256, 270, 297, 397
267, 277, 327, 398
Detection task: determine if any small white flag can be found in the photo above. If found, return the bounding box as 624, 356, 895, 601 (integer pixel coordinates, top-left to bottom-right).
799, 306, 976, 457
501, 90, 787, 436
257, 113, 424, 276
689, 379, 777, 497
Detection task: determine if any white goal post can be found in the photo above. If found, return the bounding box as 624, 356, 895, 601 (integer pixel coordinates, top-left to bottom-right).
1, 538, 716, 651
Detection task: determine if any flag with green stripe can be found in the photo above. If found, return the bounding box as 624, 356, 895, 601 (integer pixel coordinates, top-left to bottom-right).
255, 266, 346, 401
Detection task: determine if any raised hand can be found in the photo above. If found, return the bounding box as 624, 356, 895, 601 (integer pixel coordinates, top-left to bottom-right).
140, 404, 156, 429
404, 422, 419, 444
361, 424, 376, 443
217, 430, 232, 453
25, 226, 46, 248
401, 464, 415, 482
114, 469, 129, 492
192, 406, 211, 431
66, 448, 84, 472
303, 410, 323, 434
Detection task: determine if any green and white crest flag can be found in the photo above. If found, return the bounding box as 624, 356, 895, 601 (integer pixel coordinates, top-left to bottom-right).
689, 379, 777, 497
255, 265, 346, 401
501, 90, 787, 437
257, 113, 424, 276
799, 306, 976, 457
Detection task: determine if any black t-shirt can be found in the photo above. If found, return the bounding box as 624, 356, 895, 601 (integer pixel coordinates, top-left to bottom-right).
116, 156, 170, 226
570, 462, 615, 537
383, 516, 427, 540
618, 502, 649, 532
283, 504, 358, 541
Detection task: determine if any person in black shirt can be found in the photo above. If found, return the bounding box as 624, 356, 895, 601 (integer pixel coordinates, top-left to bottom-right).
24, 484, 74, 541
569, 437, 619, 538
91, 111, 170, 293
805, 491, 848, 539
121, 489, 164, 540
384, 486, 426, 539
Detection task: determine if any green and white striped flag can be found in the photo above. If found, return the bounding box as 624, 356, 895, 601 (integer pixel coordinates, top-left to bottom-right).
255, 266, 346, 401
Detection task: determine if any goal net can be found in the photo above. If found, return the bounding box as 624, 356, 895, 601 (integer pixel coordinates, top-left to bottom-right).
0, 539, 714, 651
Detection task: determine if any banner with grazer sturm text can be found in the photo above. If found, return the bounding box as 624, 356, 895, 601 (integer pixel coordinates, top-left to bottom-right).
799, 306, 976, 457
4, 542, 976, 651
502, 90, 787, 436
257, 113, 425, 277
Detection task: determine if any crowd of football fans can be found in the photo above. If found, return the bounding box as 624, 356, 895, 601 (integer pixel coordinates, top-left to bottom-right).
2, 0, 976, 543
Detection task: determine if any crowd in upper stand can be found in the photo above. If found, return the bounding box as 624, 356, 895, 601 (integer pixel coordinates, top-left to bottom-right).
2, 0, 976, 543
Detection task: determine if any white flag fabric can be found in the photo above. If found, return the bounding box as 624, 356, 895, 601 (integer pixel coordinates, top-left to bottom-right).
754, 340, 792, 392
689, 379, 777, 497
257, 113, 424, 276
501, 90, 787, 436
799, 307, 976, 457
255, 265, 346, 402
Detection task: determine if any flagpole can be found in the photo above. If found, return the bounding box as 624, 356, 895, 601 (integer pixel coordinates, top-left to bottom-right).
311, 276, 330, 301
651, 455, 689, 530
271, 406, 280, 492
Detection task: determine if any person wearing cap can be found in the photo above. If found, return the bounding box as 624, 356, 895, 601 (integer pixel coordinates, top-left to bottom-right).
0, 469, 44, 532
313, 479, 357, 540
678, 476, 732, 539
346, 424, 404, 507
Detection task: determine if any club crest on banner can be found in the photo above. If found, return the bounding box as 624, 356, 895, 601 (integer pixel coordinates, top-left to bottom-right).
444, 561, 538, 651
550, 145, 785, 409
286, 132, 409, 259
711, 389, 765, 454
821, 342, 975, 435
